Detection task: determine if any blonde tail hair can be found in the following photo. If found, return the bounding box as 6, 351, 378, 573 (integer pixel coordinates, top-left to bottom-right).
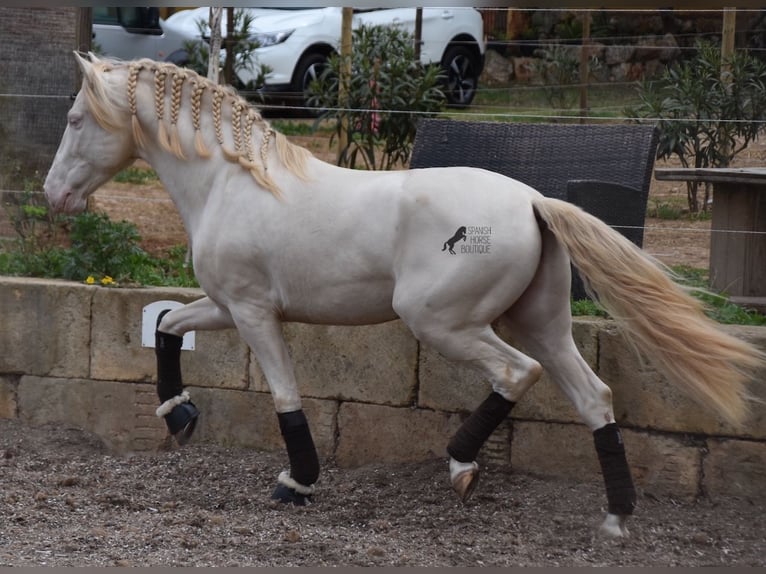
533, 197, 765, 427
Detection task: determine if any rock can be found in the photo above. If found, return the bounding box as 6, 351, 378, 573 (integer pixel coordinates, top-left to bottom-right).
480, 49, 513, 85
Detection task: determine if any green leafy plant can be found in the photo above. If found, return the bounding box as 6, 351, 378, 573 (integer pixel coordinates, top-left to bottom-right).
307, 24, 445, 170
533, 43, 600, 112
0, 209, 198, 288
628, 40, 766, 213
2, 185, 68, 263
61, 211, 154, 282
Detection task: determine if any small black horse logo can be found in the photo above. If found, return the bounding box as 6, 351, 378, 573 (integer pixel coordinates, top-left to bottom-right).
442, 226, 467, 254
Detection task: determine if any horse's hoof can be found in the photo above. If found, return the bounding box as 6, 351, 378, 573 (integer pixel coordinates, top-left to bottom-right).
598, 513, 629, 538
271, 483, 312, 506
164, 402, 199, 446
450, 461, 480, 503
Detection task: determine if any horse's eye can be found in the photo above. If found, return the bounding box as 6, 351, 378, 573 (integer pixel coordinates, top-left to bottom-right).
68, 113, 83, 129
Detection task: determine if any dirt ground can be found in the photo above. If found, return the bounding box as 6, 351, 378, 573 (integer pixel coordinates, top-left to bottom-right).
1, 418, 765, 567
3, 125, 765, 567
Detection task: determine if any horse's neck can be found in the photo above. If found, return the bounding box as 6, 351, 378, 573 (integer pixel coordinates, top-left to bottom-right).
138, 144, 220, 236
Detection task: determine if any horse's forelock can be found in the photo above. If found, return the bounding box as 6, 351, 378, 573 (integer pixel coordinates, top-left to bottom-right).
82, 58, 131, 132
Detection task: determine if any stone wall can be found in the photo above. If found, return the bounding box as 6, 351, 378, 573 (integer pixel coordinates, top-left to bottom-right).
480, 34, 682, 87
1, 276, 765, 502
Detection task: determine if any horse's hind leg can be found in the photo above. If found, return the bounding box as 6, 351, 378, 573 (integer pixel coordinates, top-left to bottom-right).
502, 225, 635, 537
398, 306, 543, 502
156, 296, 235, 445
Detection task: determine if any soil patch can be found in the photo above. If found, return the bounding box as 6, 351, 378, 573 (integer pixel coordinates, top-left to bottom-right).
1, 418, 764, 567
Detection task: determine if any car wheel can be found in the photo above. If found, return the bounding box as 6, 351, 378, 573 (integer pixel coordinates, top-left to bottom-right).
292, 52, 329, 112
441, 45, 479, 108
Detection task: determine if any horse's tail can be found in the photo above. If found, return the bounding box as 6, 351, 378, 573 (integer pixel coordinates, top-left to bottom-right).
532, 196, 765, 427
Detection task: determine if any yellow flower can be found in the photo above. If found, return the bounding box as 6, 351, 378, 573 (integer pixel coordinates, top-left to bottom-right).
101, 276, 114, 286
85, 276, 95, 285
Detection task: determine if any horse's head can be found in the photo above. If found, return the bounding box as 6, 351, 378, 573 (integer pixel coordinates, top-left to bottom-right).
44, 52, 136, 213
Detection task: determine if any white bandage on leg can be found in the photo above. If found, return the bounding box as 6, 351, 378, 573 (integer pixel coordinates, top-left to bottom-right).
277, 470, 315, 496
155, 390, 191, 418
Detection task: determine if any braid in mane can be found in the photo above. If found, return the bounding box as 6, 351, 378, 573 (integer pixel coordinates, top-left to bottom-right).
127, 62, 147, 149
168, 69, 188, 159
211, 86, 227, 147
99, 58, 312, 196
153, 64, 171, 151
190, 78, 210, 158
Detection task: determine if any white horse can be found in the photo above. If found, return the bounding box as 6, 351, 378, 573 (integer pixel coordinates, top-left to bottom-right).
45, 53, 764, 537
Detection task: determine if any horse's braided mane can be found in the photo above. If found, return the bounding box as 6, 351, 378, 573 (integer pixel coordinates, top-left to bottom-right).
86, 56, 312, 196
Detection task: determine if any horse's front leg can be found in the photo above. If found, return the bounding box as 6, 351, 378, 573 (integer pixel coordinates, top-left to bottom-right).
231, 306, 319, 506
156, 296, 235, 445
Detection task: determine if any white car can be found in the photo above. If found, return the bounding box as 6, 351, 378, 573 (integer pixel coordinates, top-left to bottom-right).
91, 7, 194, 65
170, 7, 486, 108
92, 7, 485, 108
91, 7, 277, 64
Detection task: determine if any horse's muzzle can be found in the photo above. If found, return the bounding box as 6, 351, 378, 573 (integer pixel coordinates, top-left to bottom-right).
43, 183, 81, 214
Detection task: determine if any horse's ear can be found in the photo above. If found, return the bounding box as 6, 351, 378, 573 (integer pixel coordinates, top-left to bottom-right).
73, 50, 97, 84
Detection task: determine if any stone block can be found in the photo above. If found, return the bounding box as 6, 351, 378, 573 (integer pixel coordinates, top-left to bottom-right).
512, 57, 540, 83
90, 287, 249, 389
0, 375, 18, 418
510, 421, 702, 501
250, 321, 417, 406
604, 44, 635, 66
189, 387, 338, 458
480, 48, 513, 85
16, 375, 163, 452
600, 324, 766, 439
704, 439, 766, 502
511, 421, 599, 479
0, 277, 91, 378
620, 428, 701, 501
417, 345, 489, 413
335, 402, 463, 468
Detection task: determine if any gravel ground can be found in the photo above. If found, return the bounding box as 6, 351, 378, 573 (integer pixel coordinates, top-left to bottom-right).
1, 418, 764, 567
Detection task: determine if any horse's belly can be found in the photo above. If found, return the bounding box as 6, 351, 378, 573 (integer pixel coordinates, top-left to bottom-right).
279, 278, 397, 325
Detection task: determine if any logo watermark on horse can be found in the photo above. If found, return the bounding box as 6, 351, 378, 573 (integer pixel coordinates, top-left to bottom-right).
442, 226, 492, 255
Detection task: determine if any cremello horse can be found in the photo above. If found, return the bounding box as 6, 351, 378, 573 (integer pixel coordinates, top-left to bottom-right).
45, 53, 764, 537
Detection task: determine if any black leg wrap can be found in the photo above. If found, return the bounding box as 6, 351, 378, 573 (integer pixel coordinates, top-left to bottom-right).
155, 327, 184, 403
447, 392, 514, 463
155, 309, 198, 445
594, 423, 636, 516
271, 410, 320, 506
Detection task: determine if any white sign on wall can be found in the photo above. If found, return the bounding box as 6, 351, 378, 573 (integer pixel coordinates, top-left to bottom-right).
141, 300, 195, 350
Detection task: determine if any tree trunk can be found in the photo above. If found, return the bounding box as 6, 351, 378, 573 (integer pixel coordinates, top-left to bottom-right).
207, 8, 223, 84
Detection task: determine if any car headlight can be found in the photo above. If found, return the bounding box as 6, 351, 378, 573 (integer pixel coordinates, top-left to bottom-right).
251, 29, 294, 48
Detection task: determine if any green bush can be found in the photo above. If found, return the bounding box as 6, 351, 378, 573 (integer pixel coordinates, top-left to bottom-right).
533, 43, 600, 112
0, 203, 197, 288
628, 40, 766, 213
307, 24, 445, 170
